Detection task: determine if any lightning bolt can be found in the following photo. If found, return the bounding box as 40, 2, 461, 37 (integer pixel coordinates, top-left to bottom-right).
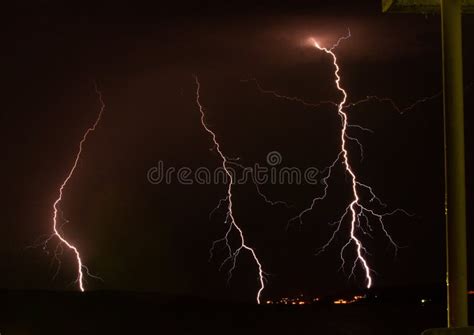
43, 83, 105, 291
310, 33, 375, 288
244, 31, 425, 288
194, 75, 266, 304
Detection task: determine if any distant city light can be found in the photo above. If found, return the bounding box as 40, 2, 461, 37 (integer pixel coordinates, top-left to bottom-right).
333, 295, 366, 305
265, 294, 367, 305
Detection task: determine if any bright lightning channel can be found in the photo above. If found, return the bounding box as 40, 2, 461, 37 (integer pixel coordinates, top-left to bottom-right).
194, 76, 266, 304
244, 31, 424, 288
311, 33, 374, 288
44, 84, 105, 291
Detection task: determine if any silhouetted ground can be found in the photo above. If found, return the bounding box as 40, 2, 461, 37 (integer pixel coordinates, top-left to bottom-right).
0, 290, 472, 335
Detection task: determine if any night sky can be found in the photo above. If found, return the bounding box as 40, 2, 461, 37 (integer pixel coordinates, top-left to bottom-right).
3, 0, 473, 303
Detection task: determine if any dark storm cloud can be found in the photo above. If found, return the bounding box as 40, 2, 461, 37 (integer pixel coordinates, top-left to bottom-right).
261, 15, 441, 62
138, 14, 441, 80
5, 0, 441, 76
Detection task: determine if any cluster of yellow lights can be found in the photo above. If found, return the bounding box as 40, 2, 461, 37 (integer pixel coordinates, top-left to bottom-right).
333, 295, 366, 305
265, 296, 320, 305
266, 295, 370, 305
265, 292, 474, 306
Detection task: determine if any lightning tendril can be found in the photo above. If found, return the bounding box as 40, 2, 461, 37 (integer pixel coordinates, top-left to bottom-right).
43, 83, 105, 291
194, 75, 266, 303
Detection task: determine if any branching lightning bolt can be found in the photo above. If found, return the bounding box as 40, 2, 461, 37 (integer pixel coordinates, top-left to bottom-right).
243, 31, 424, 288
194, 75, 266, 303
43, 84, 105, 291
310, 34, 375, 287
